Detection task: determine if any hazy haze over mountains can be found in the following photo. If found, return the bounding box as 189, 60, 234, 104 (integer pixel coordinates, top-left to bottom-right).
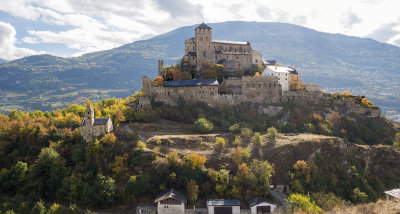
0, 21, 399, 115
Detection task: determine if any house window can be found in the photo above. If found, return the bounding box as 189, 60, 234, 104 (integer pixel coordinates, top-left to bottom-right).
206, 36, 209, 41
200, 36, 203, 41
246, 83, 249, 87
274, 83, 276, 87
167, 92, 170, 95
203, 51, 206, 57
255, 59, 258, 63
236, 56, 239, 60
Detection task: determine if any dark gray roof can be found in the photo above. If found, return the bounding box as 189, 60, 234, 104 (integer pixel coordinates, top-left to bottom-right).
81, 117, 110, 126
207, 199, 240, 206
154, 188, 187, 203
164, 79, 219, 87
247, 197, 276, 207
196, 23, 212, 29
188, 52, 197, 56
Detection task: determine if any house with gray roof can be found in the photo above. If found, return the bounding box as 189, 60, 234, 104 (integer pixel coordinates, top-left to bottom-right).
154, 188, 187, 214
247, 197, 277, 214
207, 199, 240, 214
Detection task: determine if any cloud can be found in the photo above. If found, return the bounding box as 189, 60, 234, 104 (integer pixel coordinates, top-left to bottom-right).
0, 22, 43, 60
367, 21, 400, 44
341, 12, 362, 29
21, 37, 39, 44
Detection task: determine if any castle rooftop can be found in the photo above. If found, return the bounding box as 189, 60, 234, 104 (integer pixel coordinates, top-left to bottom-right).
196, 23, 212, 29
164, 79, 219, 87
213, 40, 248, 45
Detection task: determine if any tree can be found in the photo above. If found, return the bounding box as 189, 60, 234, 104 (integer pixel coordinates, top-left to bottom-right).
341, 91, 351, 96
181, 71, 192, 80
361, 98, 372, 106
100, 132, 117, 145
229, 123, 240, 133
249, 159, 274, 197
254, 72, 260, 76
29, 147, 66, 199
172, 69, 182, 81
351, 188, 368, 203
153, 76, 165, 86
165, 68, 174, 81
394, 133, 400, 151
92, 173, 116, 207
184, 153, 207, 169
232, 135, 242, 146
286, 193, 322, 213
252, 132, 262, 146
31, 200, 47, 214
186, 179, 199, 204
231, 146, 250, 166
192, 118, 213, 133
267, 127, 278, 145
289, 75, 304, 91
214, 137, 226, 151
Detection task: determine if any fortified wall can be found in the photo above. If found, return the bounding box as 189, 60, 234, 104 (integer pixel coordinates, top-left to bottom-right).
140, 76, 281, 107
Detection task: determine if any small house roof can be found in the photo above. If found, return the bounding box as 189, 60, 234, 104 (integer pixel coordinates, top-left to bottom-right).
196, 23, 212, 30
154, 188, 187, 204
164, 79, 219, 87
247, 197, 277, 207
207, 199, 240, 206
384, 189, 400, 199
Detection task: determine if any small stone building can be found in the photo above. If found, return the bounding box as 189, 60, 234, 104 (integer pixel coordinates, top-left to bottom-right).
79, 106, 113, 142
247, 197, 277, 214
207, 199, 240, 214
154, 188, 187, 214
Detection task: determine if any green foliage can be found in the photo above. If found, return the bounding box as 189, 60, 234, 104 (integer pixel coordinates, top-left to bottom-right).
229, 123, 240, 133
214, 137, 226, 151
287, 193, 322, 213
29, 147, 66, 199
136, 141, 147, 150
311, 192, 345, 211
394, 133, 400, 151
267, 127, 278, 138
232, 135, 242, 146
31, 200, 47, 214
351, 188, 368, 204
249, 159, 274, 197
192, 118, 213, 133
252, 132, 262, 146
186, 179, 199, 204
240, 128, 253, 142
92, 174, 115, 207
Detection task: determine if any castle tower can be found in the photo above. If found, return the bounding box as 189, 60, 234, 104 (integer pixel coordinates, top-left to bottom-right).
85, 105, 94, 127
195, 23, 215, 71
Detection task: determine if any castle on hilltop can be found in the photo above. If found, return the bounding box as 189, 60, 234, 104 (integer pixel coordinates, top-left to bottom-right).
138, 23, 380, 118
182, 23, 263, 74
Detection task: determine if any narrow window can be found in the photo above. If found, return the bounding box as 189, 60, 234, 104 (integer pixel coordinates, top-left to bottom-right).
203, 51, 206, 57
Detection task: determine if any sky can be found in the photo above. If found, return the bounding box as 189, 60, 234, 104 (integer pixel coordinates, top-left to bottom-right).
0, 0, 400, 60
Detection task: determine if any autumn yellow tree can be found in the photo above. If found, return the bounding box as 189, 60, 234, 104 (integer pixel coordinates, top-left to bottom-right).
341, 91, 351, 96
361, 98, 372, 106
254, 72, 260, 76
186, 179, 199, 204
153, 76, 165, 86
184, 153, 207, 169
289, 75, 304, 91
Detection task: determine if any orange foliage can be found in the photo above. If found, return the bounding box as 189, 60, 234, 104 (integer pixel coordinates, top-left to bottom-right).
254, 72, 260, 76
184, 153, 206, 169
361, 98, 372, 105
172, 69, 182, 81
289, 75, 304, 91
153, 76, 165, 86
341, 91, 351, 96
100, 133, 117, 145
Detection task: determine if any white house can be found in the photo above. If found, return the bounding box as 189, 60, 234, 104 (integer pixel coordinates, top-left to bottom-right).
207, 199, 240, 214
247, 197, 277, 214
262, 65, 297, 91
384, 188, 400, 200
154, 188, 187, 214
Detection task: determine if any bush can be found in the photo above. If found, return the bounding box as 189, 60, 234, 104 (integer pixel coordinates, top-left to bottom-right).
229, 123, 240, 133
192, 118, 214, 133
252, 132, 262, 146
126, 131, 138, 141
240, 128, 253, 141
232, 135, 242, 146
287, 193, 322, 213
136, 141, 146, 150
214, 137, 226, 151
267, 127, 278, 138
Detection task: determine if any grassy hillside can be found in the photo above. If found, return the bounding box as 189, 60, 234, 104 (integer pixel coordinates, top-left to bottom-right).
0, 21, 399, 114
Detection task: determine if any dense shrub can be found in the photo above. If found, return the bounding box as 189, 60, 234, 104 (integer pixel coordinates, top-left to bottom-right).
192, 118, 213, 133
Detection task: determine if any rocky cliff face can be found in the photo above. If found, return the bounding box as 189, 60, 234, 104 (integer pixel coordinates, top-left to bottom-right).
264, 135, 400, 189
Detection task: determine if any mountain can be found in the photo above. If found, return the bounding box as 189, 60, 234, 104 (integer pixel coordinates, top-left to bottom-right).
0, 21, 399, 114
0, 58, 7, 64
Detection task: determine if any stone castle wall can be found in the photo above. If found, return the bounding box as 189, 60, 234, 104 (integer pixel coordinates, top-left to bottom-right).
241, 76, 281, 103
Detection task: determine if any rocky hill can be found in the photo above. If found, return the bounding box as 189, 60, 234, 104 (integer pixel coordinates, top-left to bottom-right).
0, 21, 399, 114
